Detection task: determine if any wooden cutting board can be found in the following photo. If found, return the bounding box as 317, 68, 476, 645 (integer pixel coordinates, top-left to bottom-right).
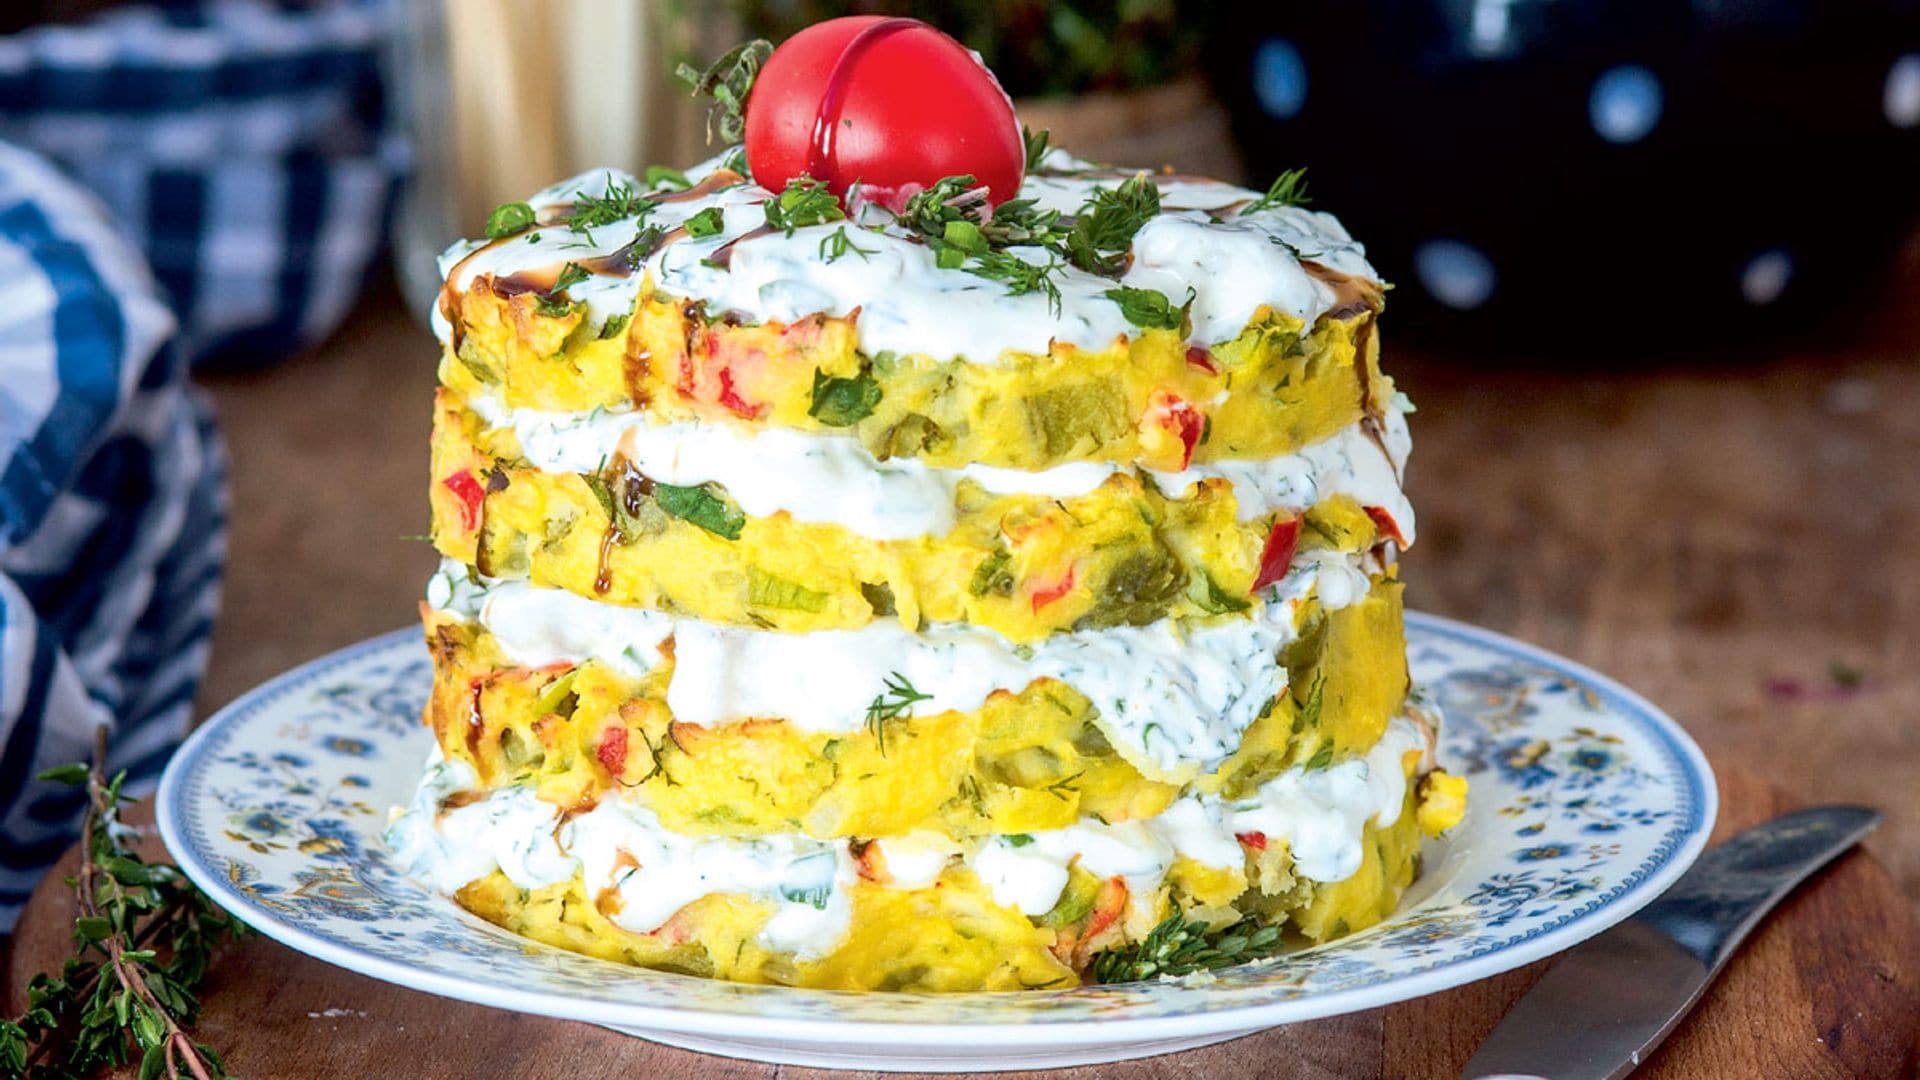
7, 763, 1917, 1078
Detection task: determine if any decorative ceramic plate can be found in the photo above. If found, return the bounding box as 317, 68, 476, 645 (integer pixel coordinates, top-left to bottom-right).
156, 613, 1715, 1073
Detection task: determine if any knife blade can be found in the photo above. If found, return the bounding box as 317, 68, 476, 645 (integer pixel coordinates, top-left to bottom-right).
1461, 805, 1882, 1080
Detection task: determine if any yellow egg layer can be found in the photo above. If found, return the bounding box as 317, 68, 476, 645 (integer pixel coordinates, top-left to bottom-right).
428, 392, 1390, 642
437, 276, 1387, 471
449, 782, 1446, 992
421, 576, 1410, 836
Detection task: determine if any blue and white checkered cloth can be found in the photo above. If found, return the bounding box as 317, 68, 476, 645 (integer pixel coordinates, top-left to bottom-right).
0, 0, 404, 368
0, 140, 228, 931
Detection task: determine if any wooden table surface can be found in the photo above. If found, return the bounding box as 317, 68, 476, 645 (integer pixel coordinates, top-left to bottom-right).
9, 766, 1918, 1078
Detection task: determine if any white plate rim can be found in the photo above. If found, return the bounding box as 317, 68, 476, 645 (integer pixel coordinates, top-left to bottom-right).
157, 610, 1717, 1049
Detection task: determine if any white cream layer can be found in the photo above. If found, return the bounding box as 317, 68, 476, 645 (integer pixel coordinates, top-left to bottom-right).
384, 716, 1431, 958
435, 148, 1378, 364
428, 547, 1377, 780
469, 393, 1415, 544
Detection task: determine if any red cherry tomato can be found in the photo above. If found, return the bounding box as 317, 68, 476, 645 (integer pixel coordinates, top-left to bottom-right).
745, 16, 1025, 211
1252, 517, 1303, 593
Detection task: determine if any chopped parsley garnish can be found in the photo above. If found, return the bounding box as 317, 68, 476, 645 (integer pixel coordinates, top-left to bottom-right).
818, 224, 876, 263
676, 39, 773, 146
865, 672, 933, 756
653, 481, 744, 539
1303, 742, 1336, 770
485, 200, 536, 239
1103, 285, 1192, 331
1242, 168, 1311, 214
808, 368, 881, 426
765, 175, 846, 235
684, 206, 726, 239
644, 164, 691, 191
1064, 173, 1160, 275
565, 179, 649, 237
597, 313, 631, 340
896, 175, 1066, 304
1090, 914, 1285, 983
1005, 834, 1035, 848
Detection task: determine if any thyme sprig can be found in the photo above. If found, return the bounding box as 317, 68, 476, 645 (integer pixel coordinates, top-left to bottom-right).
565, 178, 651, 241
676, 39, 773, 146
1089, 913, 1284, 984
1242, 168, 1311, 215
1063, 173, 1160, 275
0, 727, 244, 1078
864, 672, 933, 756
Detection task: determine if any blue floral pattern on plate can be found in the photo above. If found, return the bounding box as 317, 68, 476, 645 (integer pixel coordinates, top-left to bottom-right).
156, 613, 1716, 1070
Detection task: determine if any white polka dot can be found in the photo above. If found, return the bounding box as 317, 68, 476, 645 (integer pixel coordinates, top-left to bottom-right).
1740, 250, 1793, 306
1414, 240, 1496, 311
1589, 65, 1663, 144
1252, 38, 1307, 120
1886, 54, 1920, 129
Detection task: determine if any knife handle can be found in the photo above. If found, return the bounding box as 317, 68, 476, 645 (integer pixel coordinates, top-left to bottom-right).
1635, 805, 1881, 972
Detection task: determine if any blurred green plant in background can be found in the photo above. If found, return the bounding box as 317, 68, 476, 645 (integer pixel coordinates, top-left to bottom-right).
727, 0, 1205, 97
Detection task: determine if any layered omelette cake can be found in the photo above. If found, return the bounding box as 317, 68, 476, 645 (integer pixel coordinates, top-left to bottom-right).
387, 28, 1466, 991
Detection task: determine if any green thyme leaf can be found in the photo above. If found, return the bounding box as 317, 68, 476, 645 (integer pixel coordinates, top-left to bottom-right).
485, 201, 536, 239
1005, 834, 1035, 848
644, 164, 691, 191
685, 206, 726, 239
1022, 125, 1052, 171
553, 262, 591, 294
965, 249, 1063, 313
765, 174, 846, 235
654, 481, 744, 539
1303, 742, 1336, 770
818, 225, 876, 263
1243, 168, 1311, 215
865, 672, 934, 756
1104, 285, 1192, 331
808, 368, 882, 426
36, 763, 90, 785
676, 39, 773, 146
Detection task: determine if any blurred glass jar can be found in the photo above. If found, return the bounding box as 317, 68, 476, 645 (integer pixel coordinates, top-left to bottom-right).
384, 0, 732, 324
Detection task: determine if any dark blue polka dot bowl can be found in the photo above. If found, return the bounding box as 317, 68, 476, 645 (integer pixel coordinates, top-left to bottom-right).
1207, 2, 1920, 350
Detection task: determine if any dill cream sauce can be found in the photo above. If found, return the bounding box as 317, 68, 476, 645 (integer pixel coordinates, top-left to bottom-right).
430, 547, 1372, 779
433, 149, 1379, 363
470, 394, 1414, 543
385, 718, 1433, 957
